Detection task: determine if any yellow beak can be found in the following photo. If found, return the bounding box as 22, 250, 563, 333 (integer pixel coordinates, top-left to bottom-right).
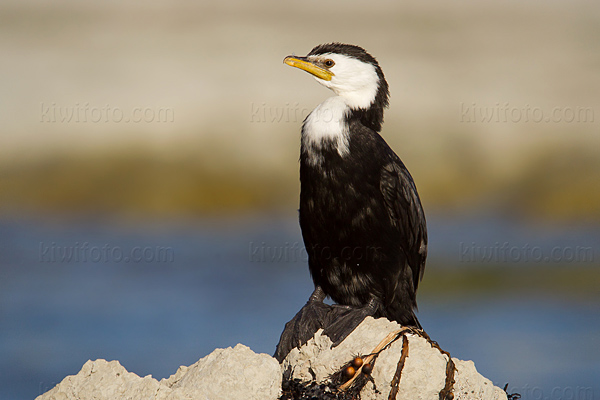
283, 56, 334, 81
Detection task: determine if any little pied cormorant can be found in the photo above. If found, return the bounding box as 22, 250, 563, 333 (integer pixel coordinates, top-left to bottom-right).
275, 43, 427, 362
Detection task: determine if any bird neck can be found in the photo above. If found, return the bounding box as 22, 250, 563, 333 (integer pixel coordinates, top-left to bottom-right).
301, 96, 350, 163
347, 103, 384, 133
342, 69, 389, 133
300, 94, 385, 167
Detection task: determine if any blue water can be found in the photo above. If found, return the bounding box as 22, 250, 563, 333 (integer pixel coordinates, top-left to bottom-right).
0, 214, 599, 400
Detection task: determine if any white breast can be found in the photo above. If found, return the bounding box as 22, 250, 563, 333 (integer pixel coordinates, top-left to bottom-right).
302, 96, 350, 165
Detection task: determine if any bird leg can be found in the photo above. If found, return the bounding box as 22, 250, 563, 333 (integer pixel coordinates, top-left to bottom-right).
274, 286, 332, 362
322, 297, 381, 346
308, 285, 326, 302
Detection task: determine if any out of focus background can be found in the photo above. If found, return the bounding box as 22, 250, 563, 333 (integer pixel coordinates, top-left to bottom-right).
1, 1, 599, 399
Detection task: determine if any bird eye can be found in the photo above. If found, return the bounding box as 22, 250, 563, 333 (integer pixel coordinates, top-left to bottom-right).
324, 59, 335, 68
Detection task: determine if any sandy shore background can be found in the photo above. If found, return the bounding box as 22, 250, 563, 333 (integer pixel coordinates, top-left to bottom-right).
1, 0, 599, 221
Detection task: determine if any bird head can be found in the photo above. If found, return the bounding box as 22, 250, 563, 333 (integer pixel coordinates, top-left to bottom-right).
284, 43, 389, 111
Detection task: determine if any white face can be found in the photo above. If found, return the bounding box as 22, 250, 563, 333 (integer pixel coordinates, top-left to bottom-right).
307, 53, 380, 110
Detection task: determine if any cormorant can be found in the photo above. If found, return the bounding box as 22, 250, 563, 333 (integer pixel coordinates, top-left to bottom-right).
275, 43, 427, 362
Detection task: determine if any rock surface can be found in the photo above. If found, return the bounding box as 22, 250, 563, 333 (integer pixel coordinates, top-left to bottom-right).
35, 344, 281, 400
37, 318, 507, 400
282, 317, 507, 400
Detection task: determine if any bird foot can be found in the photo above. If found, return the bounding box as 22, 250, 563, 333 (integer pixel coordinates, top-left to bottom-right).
322, 298, 380, 346
275, 290, 381, 362
274, 287, 332, 362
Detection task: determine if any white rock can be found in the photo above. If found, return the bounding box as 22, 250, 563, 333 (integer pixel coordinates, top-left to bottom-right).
282, 317, 507, 400
163, 343, 281, 400
36, 344, 281, 400
34, 359, 164, 400
453, 359, 508, 400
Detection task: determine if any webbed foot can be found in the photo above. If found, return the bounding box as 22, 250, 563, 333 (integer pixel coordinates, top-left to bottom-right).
274, 287, 331, 362
322, 298, 380, 346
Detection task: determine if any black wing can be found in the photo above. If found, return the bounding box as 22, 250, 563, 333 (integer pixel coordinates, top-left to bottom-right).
380, 159, 427, 293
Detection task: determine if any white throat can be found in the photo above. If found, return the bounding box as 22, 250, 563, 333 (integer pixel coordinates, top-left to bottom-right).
302, 96, 350, 165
